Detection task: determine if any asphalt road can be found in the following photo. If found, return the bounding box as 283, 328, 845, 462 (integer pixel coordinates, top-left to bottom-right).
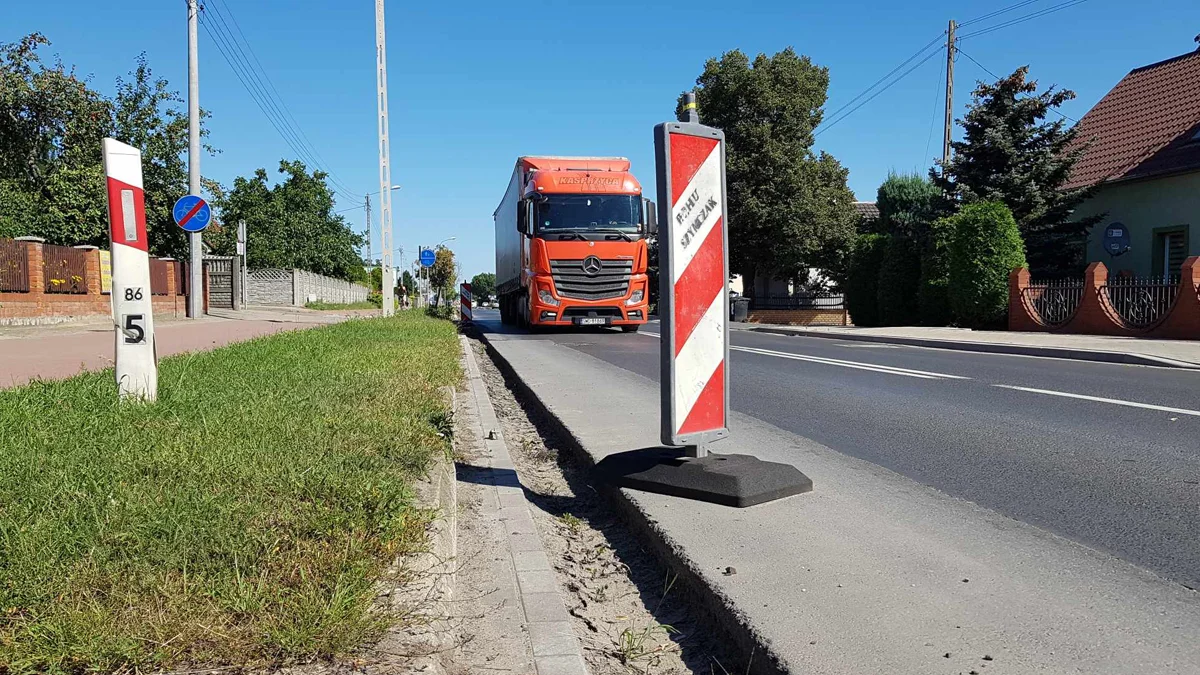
472, 308, 1200, 589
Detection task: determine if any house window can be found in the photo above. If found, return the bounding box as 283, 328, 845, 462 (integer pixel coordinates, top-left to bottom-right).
1152, 225, 1189, 280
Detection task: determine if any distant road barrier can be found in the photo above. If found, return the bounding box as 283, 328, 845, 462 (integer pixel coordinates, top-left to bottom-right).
460, 282, 472, 323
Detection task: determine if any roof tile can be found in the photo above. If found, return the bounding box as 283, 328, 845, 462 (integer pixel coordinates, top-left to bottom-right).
1065, 49, 1200, 190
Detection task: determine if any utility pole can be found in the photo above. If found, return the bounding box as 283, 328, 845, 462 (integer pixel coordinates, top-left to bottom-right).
187, 0, 203, 319
374, 0, 395, 317
942, 19, 957, 169
364, 194, 372, 267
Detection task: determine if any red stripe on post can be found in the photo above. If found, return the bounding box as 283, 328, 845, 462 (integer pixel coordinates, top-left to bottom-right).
678, 361, 725, 435
105, 177, 148, 253
669, 135, 720, 205
673, 219, 725, 356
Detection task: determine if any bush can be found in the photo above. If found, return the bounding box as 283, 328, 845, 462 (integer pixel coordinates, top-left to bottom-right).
948, 202, 1026, 328
918, 217, 954, 326
876, 235, 921, 326
844, 233, 888, 327
425, 303, 454, 320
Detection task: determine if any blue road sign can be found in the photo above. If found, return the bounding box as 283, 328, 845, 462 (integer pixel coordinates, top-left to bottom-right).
172, 195, 212, 233
420, 248, 436, 267
1103, 222, 1131, 256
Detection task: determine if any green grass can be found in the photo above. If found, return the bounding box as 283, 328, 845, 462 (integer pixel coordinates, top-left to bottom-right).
303, 300, 380, 310
0, 312, 461, 674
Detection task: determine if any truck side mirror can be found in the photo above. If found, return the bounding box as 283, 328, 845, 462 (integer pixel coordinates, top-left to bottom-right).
517, 200, 528, 233
643, 198, 658, 236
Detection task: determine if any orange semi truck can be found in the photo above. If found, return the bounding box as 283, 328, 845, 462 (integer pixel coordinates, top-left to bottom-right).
494, 156, 656, 331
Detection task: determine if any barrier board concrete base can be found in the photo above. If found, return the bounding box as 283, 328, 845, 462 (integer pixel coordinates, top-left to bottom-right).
594, 448, 813, 508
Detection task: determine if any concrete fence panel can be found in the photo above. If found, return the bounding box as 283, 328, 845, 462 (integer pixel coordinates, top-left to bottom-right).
247, 268, 369, 307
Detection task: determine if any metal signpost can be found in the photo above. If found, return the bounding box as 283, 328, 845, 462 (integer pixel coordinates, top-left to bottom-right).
102, 138, 157, 401
592, 94, 813, 508
420, 248, 435, 307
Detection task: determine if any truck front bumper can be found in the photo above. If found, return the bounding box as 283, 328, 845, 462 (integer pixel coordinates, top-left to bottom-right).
528, 274, 649, 327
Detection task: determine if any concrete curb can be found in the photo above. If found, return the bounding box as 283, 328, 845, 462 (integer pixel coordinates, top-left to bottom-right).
477, 332, 784, 675
743, 326, 1200, 370
460, 337, 590, 675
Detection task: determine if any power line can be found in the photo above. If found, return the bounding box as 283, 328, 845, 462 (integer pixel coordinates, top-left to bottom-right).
958, 0, 1045, 29
955, 46, 1080, 123
924, 49, 945, 164
820, 32, 946, 128
201, 2, 358, 199
816, 47, 944, 137
196, 4, 360, 202
959, 0, 1093, 40
207, 0, 356, 198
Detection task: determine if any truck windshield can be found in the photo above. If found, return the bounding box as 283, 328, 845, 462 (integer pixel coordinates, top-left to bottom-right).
534, 194, 640, 234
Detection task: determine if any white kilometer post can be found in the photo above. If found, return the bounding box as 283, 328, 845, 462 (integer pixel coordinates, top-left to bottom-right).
102, 138, 157, 401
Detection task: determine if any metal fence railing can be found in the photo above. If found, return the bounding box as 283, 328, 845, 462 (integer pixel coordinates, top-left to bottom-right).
1023, 279, 1083, 326
43, 244, 88, 294
1103, 275, 1179, 329
749, 293, 845, 310
0, 239, 30, 293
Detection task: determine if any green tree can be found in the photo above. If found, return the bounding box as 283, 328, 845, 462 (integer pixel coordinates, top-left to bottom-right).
0, 35, 214, 256
0, 34, 110, 243
874, 173, 940, 325
111, 54, 212, 258
400, 269, 415, 296
932, 67, 1098, 277
948, 202, 1026, 328
210, 160, 364, 280
470, 272, 496, 303
678, 48, 857, 289
428, 246, 456, 307
844, 234, 888, 327
877, 172, 940, 243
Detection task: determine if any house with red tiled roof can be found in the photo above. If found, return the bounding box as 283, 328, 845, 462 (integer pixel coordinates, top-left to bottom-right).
1069, 41, 1200, 278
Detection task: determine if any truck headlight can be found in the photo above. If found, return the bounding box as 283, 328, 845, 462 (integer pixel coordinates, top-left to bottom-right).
625, 289, 644, 306
538, 288, 560, 306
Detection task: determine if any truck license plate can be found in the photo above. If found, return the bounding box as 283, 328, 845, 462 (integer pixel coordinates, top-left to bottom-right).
577, 317, 609, 326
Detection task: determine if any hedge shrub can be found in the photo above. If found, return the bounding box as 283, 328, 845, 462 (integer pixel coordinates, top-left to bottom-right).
877, 235, 921, 326
845, 233, 888, 327
918, 217, 954, 326
948, 202, 1026, 328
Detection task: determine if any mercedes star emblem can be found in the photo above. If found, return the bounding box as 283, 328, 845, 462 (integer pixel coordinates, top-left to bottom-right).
582, 256, 603, 276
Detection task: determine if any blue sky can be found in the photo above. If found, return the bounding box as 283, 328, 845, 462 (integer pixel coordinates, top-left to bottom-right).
4, 0, 1197, 281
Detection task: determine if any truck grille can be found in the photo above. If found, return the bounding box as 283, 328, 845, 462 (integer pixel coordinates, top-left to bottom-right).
550, 258, 633, 300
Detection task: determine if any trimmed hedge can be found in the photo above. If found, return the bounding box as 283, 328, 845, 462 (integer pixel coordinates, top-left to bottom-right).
877, 235, 921, 326
918, 217, 954, 326
948, 202, 1027, 328
845, 233, 888, 327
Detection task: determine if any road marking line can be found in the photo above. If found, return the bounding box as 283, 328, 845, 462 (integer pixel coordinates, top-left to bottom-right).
638, 332, 966, 380
995, 385, 1200, 417
733, 345, 969, 380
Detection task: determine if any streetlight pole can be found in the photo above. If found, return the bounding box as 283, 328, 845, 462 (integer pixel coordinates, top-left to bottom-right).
186, 0, 203, 319
374, 0, 395, 316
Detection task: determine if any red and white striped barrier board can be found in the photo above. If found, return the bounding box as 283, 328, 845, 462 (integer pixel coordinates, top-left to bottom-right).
102, 138, 157, 401
654, 122, 729, 449
460, 282, 472, 323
